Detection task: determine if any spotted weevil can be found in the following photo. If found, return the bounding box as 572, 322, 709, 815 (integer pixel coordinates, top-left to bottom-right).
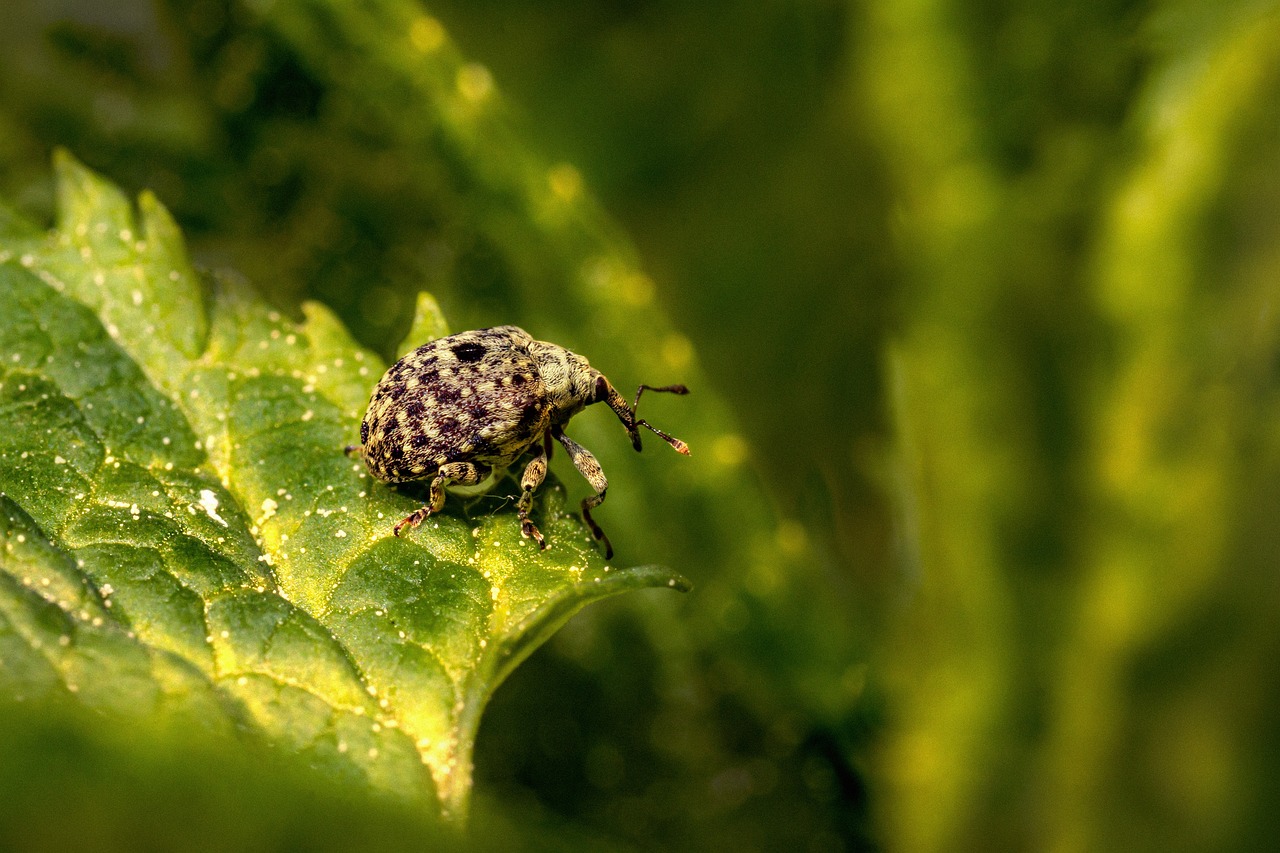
345, 326, 689, 558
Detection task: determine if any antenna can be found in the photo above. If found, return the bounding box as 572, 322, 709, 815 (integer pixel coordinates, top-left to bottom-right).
632, 384, 690, 454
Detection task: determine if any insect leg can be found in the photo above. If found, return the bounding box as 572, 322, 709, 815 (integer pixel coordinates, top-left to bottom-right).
553, 428, 614, 560
393, 461, 489, 536
343, 444, 363, 458
517, 443, 549, 550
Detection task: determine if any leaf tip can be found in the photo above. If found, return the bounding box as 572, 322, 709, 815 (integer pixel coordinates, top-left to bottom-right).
51, 148, 100, 194
665, 572, 694, 593
51, 145, 76, 173
397, 291, 451, 359
49, 148, 135, 235
606, 564, 692, 595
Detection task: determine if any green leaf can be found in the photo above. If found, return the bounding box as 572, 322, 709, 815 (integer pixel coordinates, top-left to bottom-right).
0, 152, 688, 822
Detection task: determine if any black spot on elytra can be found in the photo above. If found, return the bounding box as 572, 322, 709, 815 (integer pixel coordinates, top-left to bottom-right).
452, 341, 486, 363
410, 433, 432, 449
511, 373, 527, 386
406, 398, 425, 418
433, 384, 461, 405
517, 404, 542, 433
360, 420, 369, 443
389, 444, 404, 460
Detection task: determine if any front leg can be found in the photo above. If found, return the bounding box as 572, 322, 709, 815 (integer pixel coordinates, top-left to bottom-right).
518, 443, 549, 549
553, 427, 613, 560
393, 461, 489, 536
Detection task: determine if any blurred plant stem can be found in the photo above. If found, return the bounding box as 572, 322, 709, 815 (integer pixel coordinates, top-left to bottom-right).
866, 1, 1280, 849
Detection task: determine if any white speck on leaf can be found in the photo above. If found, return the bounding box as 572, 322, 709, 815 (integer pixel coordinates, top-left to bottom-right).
198, 490, 229, 527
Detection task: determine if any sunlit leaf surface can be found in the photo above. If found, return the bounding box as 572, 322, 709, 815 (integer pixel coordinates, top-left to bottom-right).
0, 153, 687, 821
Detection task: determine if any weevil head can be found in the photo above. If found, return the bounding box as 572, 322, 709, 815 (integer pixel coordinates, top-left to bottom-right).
528, 336, 691, 455
527, 339, 600, 425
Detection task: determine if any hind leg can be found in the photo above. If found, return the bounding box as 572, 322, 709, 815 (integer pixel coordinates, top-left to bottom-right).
553, 429, 613, 559
393, 461, 489, 536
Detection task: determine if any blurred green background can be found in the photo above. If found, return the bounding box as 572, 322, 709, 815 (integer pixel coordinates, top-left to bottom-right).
3, 0, 1280, 850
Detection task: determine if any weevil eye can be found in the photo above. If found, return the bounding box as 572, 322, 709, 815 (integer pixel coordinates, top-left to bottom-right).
593, 375, 610, 403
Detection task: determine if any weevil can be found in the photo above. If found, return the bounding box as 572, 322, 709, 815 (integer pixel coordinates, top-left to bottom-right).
345, 326, 689, 558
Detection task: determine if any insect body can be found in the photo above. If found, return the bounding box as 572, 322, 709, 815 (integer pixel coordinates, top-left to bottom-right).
346, 326, 689, 558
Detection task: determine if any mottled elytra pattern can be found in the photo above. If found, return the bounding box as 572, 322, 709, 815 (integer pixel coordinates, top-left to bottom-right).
360, 327, 547, 481
349, 325, 691, 557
